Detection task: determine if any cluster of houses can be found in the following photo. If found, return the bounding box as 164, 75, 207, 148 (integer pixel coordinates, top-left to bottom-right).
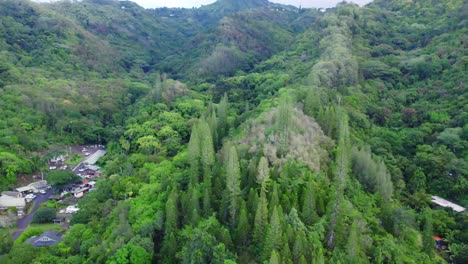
0, 147, 106, 217
0, 180, 49, 216
54, 179, 97, 199
49, 147, 106, 197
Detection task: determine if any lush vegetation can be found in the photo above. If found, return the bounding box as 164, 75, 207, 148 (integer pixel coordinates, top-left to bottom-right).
0, 0, 466, 263
32, 207, 57, 224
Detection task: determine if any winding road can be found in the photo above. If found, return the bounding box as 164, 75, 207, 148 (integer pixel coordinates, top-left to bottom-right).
12, 189, 53, 240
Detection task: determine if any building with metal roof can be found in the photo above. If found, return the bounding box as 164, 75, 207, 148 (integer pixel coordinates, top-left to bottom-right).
83, 150, 107, 165
431, 196, 466, 213
0, 195, 26, 210
25, 230, 63, 247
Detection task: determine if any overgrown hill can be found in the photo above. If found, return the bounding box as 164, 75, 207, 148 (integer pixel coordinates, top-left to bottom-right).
0, 0, 466, 263
45, 0, 303, 79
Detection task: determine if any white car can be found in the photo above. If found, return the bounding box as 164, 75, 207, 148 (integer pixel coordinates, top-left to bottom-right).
39, 190, 46, 194
25, 194, 36, 200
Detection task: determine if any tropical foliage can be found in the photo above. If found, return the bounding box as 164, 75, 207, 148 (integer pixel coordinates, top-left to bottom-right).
0, 0, 466, 263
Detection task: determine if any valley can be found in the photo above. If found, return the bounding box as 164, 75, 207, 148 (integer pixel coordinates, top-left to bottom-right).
0, 0, 466, 263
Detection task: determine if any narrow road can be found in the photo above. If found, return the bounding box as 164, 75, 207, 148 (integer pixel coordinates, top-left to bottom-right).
12, 189, 53, 240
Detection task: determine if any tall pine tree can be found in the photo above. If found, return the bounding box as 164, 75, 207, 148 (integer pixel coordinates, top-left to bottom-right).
226, 145, 241, 227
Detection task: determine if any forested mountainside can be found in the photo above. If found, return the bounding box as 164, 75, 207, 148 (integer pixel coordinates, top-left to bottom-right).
0, 0, 466, 263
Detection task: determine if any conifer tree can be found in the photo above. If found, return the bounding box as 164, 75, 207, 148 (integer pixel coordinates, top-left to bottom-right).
246, 158, 258, 191
293, 229, 308, 263
218, 93, 229, 140
203, 187, 211, 217
199, 119, 215, 216
317, 105, 337, 138
165, 189, 178, 234
254, 188, 269, 244
247, 188, 258, 223
314, 247, 325, 264
209, 109, 219, 150
189, 186, 201, 225
299, 255, 307, 264
327, 110, 349, 249
160, 231, 177, 263
281, 242, 293, 264
346, 219, 365, 264
422, 208, 434, 257
226, 145, 241, 227
278, 98, 292, 158
152, 72, 162, 103
188, 123, 201, 184
235, 201, 250, 247
285, 225, 295, 248
257, 156, 270, 186
263, 206, 283, 260
191, 208, 200, 225
269, 250, 281, 264
269, 182, 280, 214
302, 180, 318, 226
199, 119, 215, 180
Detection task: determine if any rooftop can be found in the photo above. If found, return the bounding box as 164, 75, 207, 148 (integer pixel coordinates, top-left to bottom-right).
1, 191, 22, 197
16, 186, 34, 192
30, 180, 48, 189
86, 165, 100, 171
16, 180, 48, 193
25, 230, 63, 247
431, 196, 466, 213
0, 195, 26, 208
84, 150, 107, 165
71, 187, 90, 194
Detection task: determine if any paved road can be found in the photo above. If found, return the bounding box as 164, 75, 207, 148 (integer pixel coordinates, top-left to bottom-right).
12, 189, 53, 240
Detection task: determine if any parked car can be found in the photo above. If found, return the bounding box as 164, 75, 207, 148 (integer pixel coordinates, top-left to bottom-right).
39, 190, 46, 194
25, 194, 37, 200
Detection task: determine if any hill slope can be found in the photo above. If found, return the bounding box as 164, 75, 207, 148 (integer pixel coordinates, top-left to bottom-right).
0, 0, 466, 263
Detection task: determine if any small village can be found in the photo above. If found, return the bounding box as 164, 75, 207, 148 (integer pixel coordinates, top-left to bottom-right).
0, 145, 106, 247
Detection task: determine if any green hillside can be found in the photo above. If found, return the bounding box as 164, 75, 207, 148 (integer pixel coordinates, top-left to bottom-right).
0, 0, 466, 263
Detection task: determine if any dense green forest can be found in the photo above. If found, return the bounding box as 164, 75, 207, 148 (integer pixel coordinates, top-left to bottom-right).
0, 0, 466, 263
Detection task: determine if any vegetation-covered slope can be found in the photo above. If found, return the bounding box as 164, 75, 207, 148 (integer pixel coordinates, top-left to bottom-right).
0, 0, 466, 263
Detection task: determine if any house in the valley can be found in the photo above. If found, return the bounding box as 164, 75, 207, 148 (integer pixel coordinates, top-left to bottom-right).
84, 150, 107, 165
1, 191, 22, 198
83, 165, 101, 177
25, 230, 63, 247
0, 195, 26, 213
16, 180, 48, 194
70, 186, 89, 198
